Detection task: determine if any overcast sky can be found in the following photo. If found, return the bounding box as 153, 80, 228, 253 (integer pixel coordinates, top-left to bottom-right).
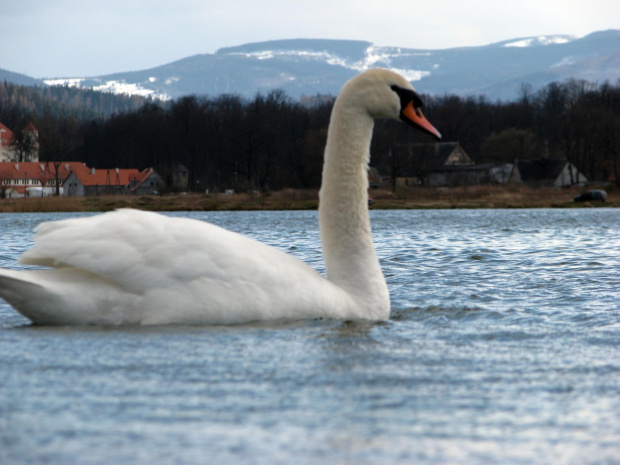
1, 0, 618, 78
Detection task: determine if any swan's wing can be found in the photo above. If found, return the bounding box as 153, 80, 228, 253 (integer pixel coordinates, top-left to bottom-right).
17, 209, 354, 324
20, 209, 309, 288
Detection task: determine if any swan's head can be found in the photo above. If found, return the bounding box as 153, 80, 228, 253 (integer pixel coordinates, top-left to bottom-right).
342, 68, 442, 140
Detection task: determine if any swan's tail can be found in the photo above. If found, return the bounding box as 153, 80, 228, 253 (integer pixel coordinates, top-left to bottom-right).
0, 269, 53, 324
0, 267, 142, 326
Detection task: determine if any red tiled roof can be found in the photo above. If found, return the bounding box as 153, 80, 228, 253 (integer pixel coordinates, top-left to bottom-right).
23, 122, 38, 132
0, 123, 14, 147
130, 168, 156, 192
0, 161, 89, 182
0, 121, 39, 147
1, 121, 37, 147
1, 162, 156, 193
70, 168, 143, 187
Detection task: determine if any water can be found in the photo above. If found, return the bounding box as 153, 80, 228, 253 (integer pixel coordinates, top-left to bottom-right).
0, 209, 619, 464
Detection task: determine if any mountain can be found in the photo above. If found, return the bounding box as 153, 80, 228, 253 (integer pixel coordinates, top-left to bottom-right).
0, 68, 46, 87
16, 30, 620, 101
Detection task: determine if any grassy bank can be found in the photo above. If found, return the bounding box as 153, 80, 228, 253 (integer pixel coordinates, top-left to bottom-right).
0, 185, 618, 213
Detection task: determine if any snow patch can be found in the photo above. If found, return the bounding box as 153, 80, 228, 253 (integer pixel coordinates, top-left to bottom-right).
350, 46, 431, 81
391, 68, 431, 81
93, 81, 157, 98
44, 77, 171, 101
44, 78, 85, 87
504, 35, 573, 47
504, 39, 534, 48
227, 45, 432, 82
552, 56, 576, 68
229, 49, 349, 67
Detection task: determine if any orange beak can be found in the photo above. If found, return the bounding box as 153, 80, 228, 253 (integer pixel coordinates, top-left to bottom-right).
402, 101, 442, 140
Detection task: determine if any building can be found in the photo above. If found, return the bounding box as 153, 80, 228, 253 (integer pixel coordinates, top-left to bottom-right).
172, 164, 190, 192
428, 163, 514, 187
0, 162, 88, 198
0, 161, 164, 198
509, 159, 587, 187
131, 168, 165, 195
63, 167, 163, 196
368, 167, 382, 189
388, 142, 474, 188
0, 122, 39, 162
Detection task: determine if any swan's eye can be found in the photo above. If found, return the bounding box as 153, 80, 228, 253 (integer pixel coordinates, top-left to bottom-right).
390, 85, 424, 110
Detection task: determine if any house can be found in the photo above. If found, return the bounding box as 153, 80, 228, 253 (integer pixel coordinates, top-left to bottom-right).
0, 122, 39, 162
428, 163, 514, 187
387, 142, 474, 188
509, 159, 587, 187
131, 168, 164, 195
172, 164, 190, 192
0, 161, 164, 198
0, 161, 88, 198
368, 167, 382, 189
64, 167, 163, 196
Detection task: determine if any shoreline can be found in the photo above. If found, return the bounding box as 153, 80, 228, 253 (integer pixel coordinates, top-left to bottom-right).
0, 186, 618, 213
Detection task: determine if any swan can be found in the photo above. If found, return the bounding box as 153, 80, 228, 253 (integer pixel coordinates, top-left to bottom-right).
0, 68, 441, 325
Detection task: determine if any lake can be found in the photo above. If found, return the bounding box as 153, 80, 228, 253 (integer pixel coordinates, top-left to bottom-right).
1, 209, 619, 464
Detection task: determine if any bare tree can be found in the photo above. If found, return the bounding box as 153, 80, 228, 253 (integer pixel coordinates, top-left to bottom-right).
9, 126, 38, 162
39, 115, 79, 195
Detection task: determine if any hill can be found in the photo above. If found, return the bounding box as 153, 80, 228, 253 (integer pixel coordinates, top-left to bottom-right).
0, 68, 46, 87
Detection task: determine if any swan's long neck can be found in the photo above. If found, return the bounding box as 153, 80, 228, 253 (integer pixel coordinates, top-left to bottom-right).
318, 99, 390, 319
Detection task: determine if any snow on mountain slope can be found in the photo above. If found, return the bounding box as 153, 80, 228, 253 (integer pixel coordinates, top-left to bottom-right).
224, 43, 432, 81
502, 35, 575, 47
43, 77, 171, 100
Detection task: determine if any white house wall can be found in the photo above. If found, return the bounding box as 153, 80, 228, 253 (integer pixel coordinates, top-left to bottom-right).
63, 173, 85, 196
555, 163, 588, 187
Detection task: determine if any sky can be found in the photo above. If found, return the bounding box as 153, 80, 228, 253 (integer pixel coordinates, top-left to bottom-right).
1, 0, 619, 79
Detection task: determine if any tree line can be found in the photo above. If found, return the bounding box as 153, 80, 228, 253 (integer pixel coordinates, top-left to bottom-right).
1, 77, 619, 192
0, 81, 150, 121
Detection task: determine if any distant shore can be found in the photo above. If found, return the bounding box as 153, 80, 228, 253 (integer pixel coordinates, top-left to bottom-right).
0, 186, 618, 213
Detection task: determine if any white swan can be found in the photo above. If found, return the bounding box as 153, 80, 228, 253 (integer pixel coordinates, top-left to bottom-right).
0, 69, 441, 325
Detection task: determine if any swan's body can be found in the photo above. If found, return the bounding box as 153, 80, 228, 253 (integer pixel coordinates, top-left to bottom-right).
0, 69, 440, 325
0, 210, 360, 325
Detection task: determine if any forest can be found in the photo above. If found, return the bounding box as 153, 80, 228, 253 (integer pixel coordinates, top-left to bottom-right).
1, 77, 619, 192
